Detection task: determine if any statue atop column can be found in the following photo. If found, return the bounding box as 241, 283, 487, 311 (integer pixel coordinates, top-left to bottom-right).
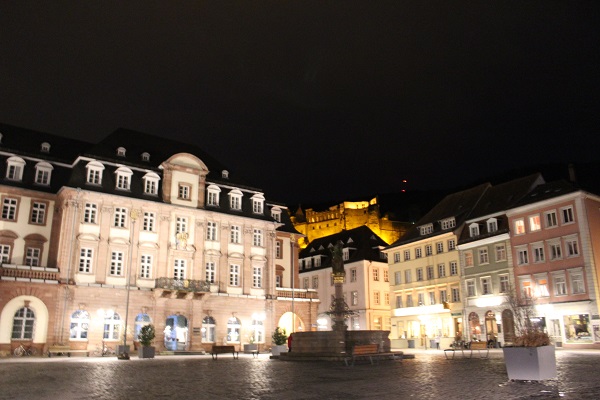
328, 241, 355, 332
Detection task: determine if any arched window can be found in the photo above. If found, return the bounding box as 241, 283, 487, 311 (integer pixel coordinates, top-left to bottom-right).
226, 317, 241, 343
201, 316, 216, 343
206, 185, 221, 207
251, 318, 265, 343
70, 310, 90, 339
12, 307, 35, 340
134, 313, 152, 341
103, 311, 121, 340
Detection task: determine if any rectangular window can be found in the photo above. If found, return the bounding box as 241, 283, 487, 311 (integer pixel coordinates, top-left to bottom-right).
252, 199, 263, 214
2, 197, 18, 221
406, 294, 413, 307
205, 262, 216, 283
403, 250, 411, 261
393, 252, 400, 263
374, 291, 380, 305
438, 263, 446, 278
554, 274, 567, 296
561, 207, 574, 224
78, 248, 93, 273
467, 280, 476, 297
314, 257, 321, 267
450, 261, 458, 276
517, 248, 529, 265
303, 277, 309, 289
436, 242, 444, 254
116, 174, 130, 190
536, 277, 549, 297
428, 291, 436, 305
207, 191, 218, 206
464, 251, 473, 267
178, 184, 191, 200
30, 201, 47, 224
570, 270, 585, 294
417, 293, 425, 306
343, 248, 350, 261
87, 168, 101, 184
230, 195, 241, 210
384, 269, 389, 282
351, 268, 357, 282
206, 221, 217, 241
416, 268, 423, 281
312, 276, 318, 289
451, 287, 460, 302
140, 254, 152, 279
514, 219, 525, 235
174, 259, 186, 280
110, 251, 124, 276
487, 219, 498, 233
395, 295, 403, 308
114, 208, 127, 228
566, 238, 579, 257
142, 212, 155, 232
415, 248, 422, 258
253, 266, 262, 288
351, 291, 358, 306
479, 248, 489, 264
481, 277, 491, 295
229, 264, 240, 286
495, 244, 507, 261
394, 271, 401, 285
230, 225, 241, 244
84, 203, 97, 224
405, 269, 412, 283
529, 215, 541, 231
427, 265, 434, 280
425, 245, 432, 256
25, 247, 40, 266
252, 229, 263, 247
447, 239, 456, 251
545, 211, 558, 228
521, 279, 532, 297
35, 168, 51, 185
550, 242, 562, 260
440, 290, 448, 303
470, 224, 479, 237
176, 217, 188, 234
276, 240, 282, 258
533, 244, 545, 263
373, 268, 379, 281
499, 275, 509, 293
0, 244, 11, 263
144, 179, 157, 195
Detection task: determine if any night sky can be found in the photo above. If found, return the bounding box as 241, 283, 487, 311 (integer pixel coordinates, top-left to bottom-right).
1, 2, 598, 206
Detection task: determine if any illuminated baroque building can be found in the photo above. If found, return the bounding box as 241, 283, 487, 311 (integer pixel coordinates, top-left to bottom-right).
0, 124, 318, 356
298, 226, 390, 332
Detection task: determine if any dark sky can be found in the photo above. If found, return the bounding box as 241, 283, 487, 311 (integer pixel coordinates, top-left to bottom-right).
1, 2, 599, 205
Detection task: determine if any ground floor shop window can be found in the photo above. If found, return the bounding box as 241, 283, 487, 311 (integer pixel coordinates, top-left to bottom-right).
103, 312, 121, 340
12, 307, 35, 340
564, 314, 592, 343
70, 310, 90, 339
227, 317, 241, 343
134, 313, 152, 341
202, 316, 216, 343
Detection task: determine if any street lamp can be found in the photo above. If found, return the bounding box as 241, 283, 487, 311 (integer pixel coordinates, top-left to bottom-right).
119, 209, 138, 359
290, 234, 296, 333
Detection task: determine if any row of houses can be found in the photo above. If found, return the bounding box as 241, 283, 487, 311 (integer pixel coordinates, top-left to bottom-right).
0, 123, 318, 355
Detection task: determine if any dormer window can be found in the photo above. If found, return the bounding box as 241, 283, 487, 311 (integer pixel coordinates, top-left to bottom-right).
487, 218, 498, 233
34, 162, 53, 185
142, 172, 160, 195
206, 185, 221, 206
343, 248, 349, 261
6, 156, 26, 181
117, 147, 126, 157
440, 217, 456, 230
271, 207, 282, 222
419, 223, 433, 236
469, 223, 480, 237
229, 189, 243, 210
178, 183, 191, 200
222, 170, 229, 179
86, 161, 105, 185
251, 193, 265, 214
141, 152, 150, 162
40, 142, 50, 153
115, 166, 133, 190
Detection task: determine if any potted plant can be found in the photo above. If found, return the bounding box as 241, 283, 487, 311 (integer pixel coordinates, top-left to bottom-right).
138, 324, 156, 359
502, 290, 556, 381
271, 327, 288, 356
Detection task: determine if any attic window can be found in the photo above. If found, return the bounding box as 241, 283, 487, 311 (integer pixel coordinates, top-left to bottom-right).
419, 224, 433, 236
41, 142, 50, 153
222, 170, 229, 179
141, 152, 150, 161
347, 237, 354, 243
440, 217, 456, 230
469, 223, 480, 237
117, 147, 126, 157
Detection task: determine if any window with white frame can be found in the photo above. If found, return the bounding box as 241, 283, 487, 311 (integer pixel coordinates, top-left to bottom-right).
466, 280, 476, 297
544, 210, 558, 228
103, 312, 121, 340
373, 268, 379, 281
427, 265, 434, 280
351, 268, 357, 282
441, 217, 456, 230
229, 264, 240, 286
252, 229, 263, 247
425, 245, 432, 256
374, 291, 381, 305
25, 247, 40, 266
6, 156, 25, 181
514, 218, 525, 235
229, 189, 242, 210
251, 319, 264, 343
561, 206, 574, 224
78, 248, 93, 273
175, 217, 187, 234
251, 194, 264, 214
440, 289, 448, 303
549, 241, 562, 260
12, 307, 35, 340
469, 223, 480, 237
447, 239, 456, 251
2, 197, 18, 221
0, 244, 11, 263
205, 261, 216, 283
416, 268, 423, 281
110, 251, 124, 276
276, 240, 282, 258
419, 224, 433, 235
405, 269, 412, 283
271, 207, 281, 222
481, 277, 491, 295
230, 225, 241, 244
520, 278, 532, 297
450, 261, 458, 276
312, 276, 318, 289
396, 295, 403, 308
139, 254, 152, 279
30, 201, 47, 224
343, 247, 349, 261
395, 271, 402, 285
86, 161, 104, 185
226, 317, 241, 342
34, 162, 53, 185
417, 293, 425, 306
499, 275, 509, 293
115, 167, 132, 190
533, 243, 545, 263
406, 294, 414, 307
253, 266, 262, 288
495, 244, 507, 261
206, 221, 217, 241
83, 203, 97, 224
206, 185, 221, 206
487, 218, 498, 233
517, 247, 529, 265
202, 316, 216, 343
70, 310, 90, 340
393, 252, 400, 263
570, 270, 585, 294
114, 207, 127, 228
351, 291, 358, 306
303, 277, 309, 289
451, 287, 460, 302
174, 259, 186, 280
553, 273, 567, 296
529, 215, 541, 232
142, 172, 160, 195
403, 250, 411, 261
384, 269, 389, 282
464, 251, 474, 267
142, 212, 155, 232
117, 147, 126, 157
428, 291, 435, 305
565, 237, 579, 257
178, 183, 191, 200
314, 256, 321, 267
415, 248, 422, 258
536, 275, 549, 297
479, 248, 489, 264
436, 242, 444, 253
438, 263, 446, 278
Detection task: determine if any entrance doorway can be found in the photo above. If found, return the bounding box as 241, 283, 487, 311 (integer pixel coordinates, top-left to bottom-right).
485, 310, 498, 346
164, 314, 188, 351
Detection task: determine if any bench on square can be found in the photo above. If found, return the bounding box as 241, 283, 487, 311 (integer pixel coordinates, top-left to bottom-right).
444, 341, 489, 359
47, 345, 90, 357
210, 345, 239, 360
344, 344, 403, 366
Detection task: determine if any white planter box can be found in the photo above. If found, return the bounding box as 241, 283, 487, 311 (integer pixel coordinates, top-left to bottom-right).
503, 345, 556, 381
271, 344, 287, 356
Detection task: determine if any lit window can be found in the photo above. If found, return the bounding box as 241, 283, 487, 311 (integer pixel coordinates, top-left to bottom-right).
464, 251, 473, 267
529, 215, 541, 231
103, 312, 121, 340
520, 279, 532, 297
6, 156, 25, 181
70, 310, 90, 340
514, 219, 525, 235
352, 291, 358, 306
202, 316, 216, 343
34, 162, 53, 185
536, 276, 549, 297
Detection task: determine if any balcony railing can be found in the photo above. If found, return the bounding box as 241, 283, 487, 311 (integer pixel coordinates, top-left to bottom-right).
0, 264, 60, 283
276, 288, 319, 300
155, 277, 211, 293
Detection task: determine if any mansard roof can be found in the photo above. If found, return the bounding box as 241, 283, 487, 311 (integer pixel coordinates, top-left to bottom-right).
512, 179, 580, 208
299, 225, 387, 271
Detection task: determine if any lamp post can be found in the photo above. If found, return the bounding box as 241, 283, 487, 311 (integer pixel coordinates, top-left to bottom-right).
119, 209, 138, 359
290, 234, 296, 334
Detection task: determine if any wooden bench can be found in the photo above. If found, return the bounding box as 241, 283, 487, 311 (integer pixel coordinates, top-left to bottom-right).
210, 345, 239, 360
468, 341, 489, 358
47, 345, 90, 357
344, 344, 403, 366
444, 341, 489, 359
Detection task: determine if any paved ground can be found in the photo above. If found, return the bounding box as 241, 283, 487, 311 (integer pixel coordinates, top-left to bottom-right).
1, 348, 599, 399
